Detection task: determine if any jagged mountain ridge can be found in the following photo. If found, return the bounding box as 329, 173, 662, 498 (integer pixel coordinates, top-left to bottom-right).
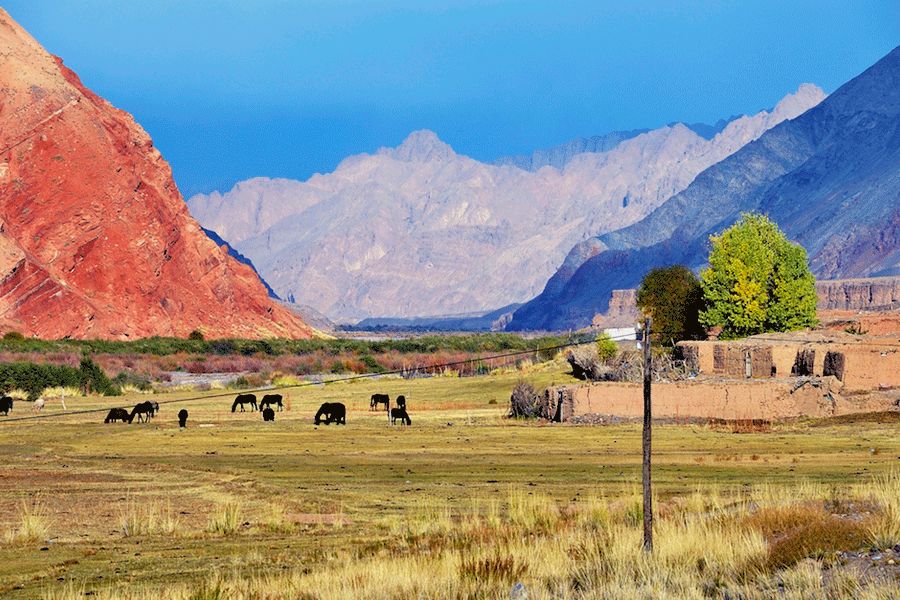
0, 9, 314, 339
508, 47, 900, 331
493, 116, 742, 172
188, 86, 824, 322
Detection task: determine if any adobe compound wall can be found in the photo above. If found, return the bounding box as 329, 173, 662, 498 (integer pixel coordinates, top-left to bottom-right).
676, 338, 900, 393
549, 378, 893, 422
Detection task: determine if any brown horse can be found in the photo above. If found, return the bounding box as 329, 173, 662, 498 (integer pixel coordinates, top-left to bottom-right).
104, 408, 130, 423
231, 394, 257, 412
259, 394, 283, 411
315, 402, 346, 425
128, 402, 154, 423
390, 407, 411, 426
370, 394, 389, 411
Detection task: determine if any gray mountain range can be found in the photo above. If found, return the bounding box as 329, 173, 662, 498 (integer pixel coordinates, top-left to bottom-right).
187, 85, 822, 323
507, 47, 900, 331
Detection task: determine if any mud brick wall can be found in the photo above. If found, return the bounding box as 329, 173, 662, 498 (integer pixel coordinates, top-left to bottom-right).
550, 378, 894, 421
792, 350, 816, 376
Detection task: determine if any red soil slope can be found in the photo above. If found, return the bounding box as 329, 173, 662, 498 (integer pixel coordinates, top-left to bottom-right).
0, 9, 314, 339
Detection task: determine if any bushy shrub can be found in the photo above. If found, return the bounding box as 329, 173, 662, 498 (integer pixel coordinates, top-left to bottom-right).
2, 331, 25, 342
360, 354, 387, 374
596, 333, 618, 361
567, 346, 611, 381
508, 382, 550, 419
79, 356, 121, 396
0, 356, 119, 399
188, 329, 205, 341
113, 371, 153, 392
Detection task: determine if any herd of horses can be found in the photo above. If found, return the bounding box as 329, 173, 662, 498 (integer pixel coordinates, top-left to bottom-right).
104, 400, 160, 423
91, 392, 412, 427
371, 393, 411, 425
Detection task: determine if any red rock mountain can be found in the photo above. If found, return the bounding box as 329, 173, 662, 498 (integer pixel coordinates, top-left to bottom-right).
0, 9, 314, 339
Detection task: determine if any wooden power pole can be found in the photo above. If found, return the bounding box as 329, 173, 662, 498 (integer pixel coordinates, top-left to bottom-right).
642, 317, 653, 552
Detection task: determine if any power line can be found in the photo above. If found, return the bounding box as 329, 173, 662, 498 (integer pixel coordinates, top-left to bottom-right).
0, 332, 641, 425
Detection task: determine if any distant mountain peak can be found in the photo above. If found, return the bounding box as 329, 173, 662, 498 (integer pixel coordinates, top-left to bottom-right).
380, 129, 456, 162
770, 83, 827, 120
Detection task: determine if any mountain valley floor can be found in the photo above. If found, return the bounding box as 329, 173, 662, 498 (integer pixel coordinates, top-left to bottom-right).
0, 364, 897, 598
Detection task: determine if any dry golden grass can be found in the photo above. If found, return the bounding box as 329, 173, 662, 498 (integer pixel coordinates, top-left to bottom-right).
0, 363, 895, 599
4, 500, 50, 544
867, 470, 900, 549
207, 501, 243, 536
118, 497, 179, 537
744, 505, 871, 568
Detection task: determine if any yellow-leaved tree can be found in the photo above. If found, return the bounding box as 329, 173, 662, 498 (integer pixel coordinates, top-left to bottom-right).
699, 213, 817, 339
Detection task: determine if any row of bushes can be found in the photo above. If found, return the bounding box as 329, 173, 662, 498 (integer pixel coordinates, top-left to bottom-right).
0, 332, 567, 358
0, 357, 120, 400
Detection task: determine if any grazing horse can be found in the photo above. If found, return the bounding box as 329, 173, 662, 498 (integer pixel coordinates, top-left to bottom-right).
262, 407, 275, 421
32, 398, 45, 411
390, 407, 411, 426
370, 393, 389, 411
178, 409, 188, 428
259, 394, 283, 411
396, 395, 407, 410
231, 394, 257, 412
314, 402, 346, 425
104, 408, 130, 423
128, 401, 154, 423
0, 396, 13, 415
146, 401, 160, 420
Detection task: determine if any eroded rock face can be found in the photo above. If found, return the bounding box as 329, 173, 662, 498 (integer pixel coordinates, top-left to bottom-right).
591, 289, 640, 328
0, 9, 314, 339
816, 277, 900, 311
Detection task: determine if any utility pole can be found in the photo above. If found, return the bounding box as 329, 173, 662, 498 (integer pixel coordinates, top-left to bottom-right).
642, 317, 653, 552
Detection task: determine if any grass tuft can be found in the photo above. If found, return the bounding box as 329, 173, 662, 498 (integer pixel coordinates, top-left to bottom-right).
5, 499, 50, 543
207, 502, 242, 536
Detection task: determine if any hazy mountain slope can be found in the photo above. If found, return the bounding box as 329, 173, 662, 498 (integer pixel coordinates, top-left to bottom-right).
0, 9, 314, 339
494, 114, 747, 173
493, 128, 649, 171
508, 47, 899, 331
188, 87, 823, 322
201, 228, 280, 300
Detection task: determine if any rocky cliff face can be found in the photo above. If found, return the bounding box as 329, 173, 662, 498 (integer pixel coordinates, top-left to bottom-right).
816, 278, 900, 311
189, 87, 823, 322
509, 48, 899, 331
586, 278, 899, 331
0, 9, 314, 339
591, 289, 641, 328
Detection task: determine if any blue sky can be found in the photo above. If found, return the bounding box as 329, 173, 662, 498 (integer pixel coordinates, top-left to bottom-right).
6, 1, 897, 197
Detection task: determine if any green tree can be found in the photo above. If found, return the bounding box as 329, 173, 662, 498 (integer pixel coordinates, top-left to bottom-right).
699, 213, 817, 339
636, 265, 705, 345
596, 333, 619, 361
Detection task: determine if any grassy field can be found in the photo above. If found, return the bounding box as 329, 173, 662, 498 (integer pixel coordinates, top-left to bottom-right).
0, 361, 897, 598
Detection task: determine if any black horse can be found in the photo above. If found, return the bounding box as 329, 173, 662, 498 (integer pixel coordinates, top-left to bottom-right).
0, 396, 12, 416
314, 402, 346, 425
128, 401, 154, 423
262, 407, 276, 421
370, 393, 389, 411
178, 409, 188, 428
104, 408, 130, 423
259, 394, 284, 411
231, 394, 257, 412
396, 395, 407, 410
390, 407, 411, 426
147, 401, 160, 420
